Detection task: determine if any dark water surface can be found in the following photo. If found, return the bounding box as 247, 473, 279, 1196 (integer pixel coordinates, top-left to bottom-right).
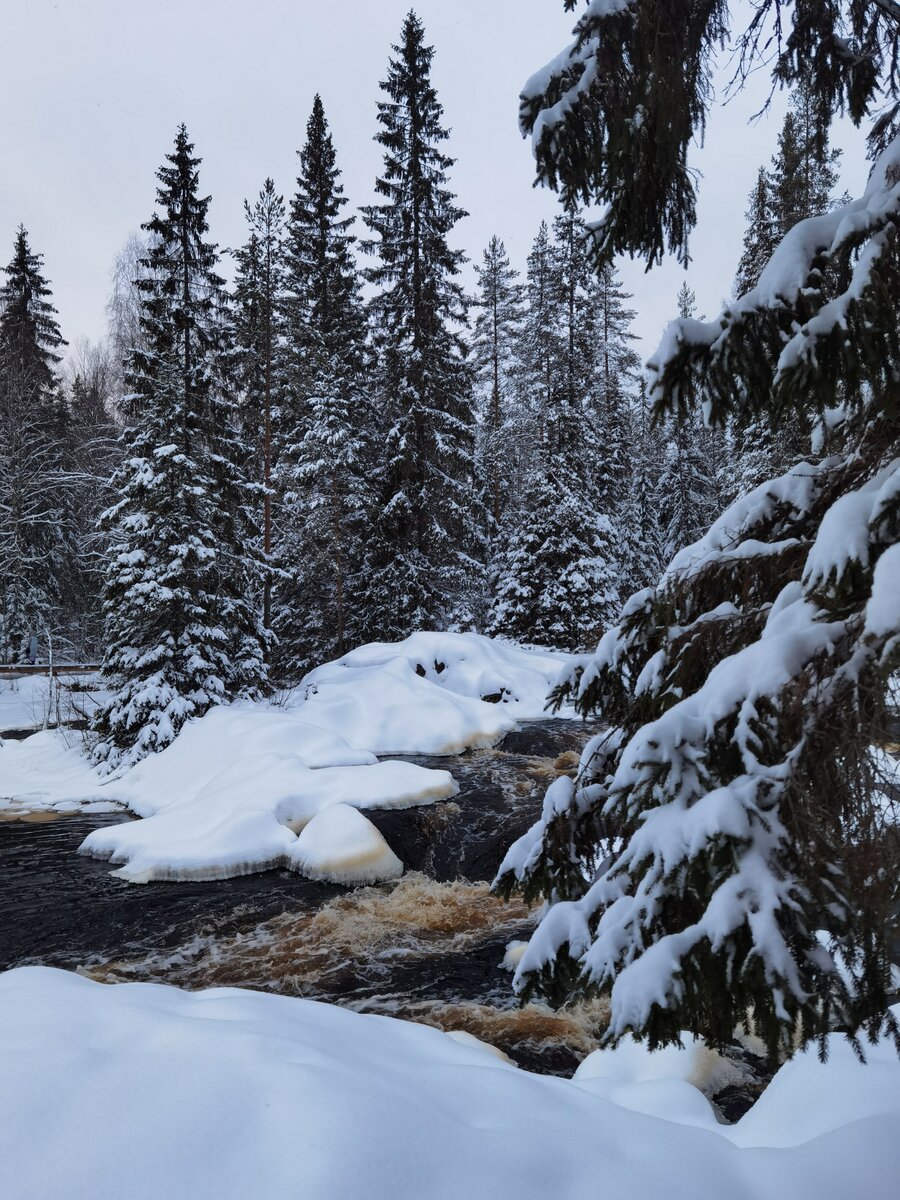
0, 721, 606, 1074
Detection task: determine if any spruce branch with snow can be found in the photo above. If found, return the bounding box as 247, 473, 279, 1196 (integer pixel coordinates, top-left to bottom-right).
497, 0, 900, 1061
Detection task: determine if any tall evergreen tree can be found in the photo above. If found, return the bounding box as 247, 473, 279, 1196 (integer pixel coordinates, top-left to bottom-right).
487, 211, 621, 647
591, 259, 641, 513
0, 227, 70, 663
91, 126, 267, 769
277, 94, 371, 674
230, 178, 287, 634
471, 236, 525, 532
516, 221, 560, 476
734, 168, 779, 298
360, 11, 483, 638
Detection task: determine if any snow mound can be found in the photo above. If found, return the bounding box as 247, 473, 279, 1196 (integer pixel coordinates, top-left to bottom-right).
1, 967, 899, 1200
3, 635, 572, 882
77, 706, 453, 883
571, 1033, 746, 1127
0, 729, 112, 811
289, 804, 403, 885
296, 632, 575, 754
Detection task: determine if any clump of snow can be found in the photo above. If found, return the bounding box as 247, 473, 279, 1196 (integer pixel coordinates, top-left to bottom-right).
501, 940, 528, 972
296, 632, 575, 754
288, 804, 403, 885
443, 1029, 516, 1065
77, 706, 453, 883
1, 967, 899, 1200
574, 1033, 744, 1100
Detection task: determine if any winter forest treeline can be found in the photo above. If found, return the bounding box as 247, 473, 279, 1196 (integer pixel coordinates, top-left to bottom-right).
0, 13, 845, 766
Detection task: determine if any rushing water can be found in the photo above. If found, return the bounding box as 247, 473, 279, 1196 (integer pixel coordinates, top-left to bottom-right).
0, 720, 608, 1074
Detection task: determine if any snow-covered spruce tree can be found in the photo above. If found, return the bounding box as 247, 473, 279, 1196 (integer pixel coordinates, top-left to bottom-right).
230, 178, 287, 635
497, 0, 900, 1060
62, 338, 120, 657
734, 168, 780, 300
471, 236, 526, 533
0, 227, 72, 663
361, 12, 485, 638
733, 84, 845, 496
91, 126, 267, 769
277, 94, 372, 676
652, 283, 720, 561
590, 258, 640, 514
487, 209, 620, 648
515, 221, 561, 475
618, 376, 667, 597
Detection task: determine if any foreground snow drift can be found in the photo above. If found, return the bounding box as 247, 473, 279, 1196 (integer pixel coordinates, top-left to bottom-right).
0, 968, 897, 1200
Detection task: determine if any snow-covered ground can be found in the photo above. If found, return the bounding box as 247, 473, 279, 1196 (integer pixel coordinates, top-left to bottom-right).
0, 966, 896, 1200
0, 634, 573, 884
0, 671, 109, 734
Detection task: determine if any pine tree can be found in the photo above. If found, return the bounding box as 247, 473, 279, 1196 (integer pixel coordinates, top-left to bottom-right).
471, 236, 525, 532
500, 0, 900, 1059
0, 227, 70, 663
770, 86, 842, 239
732, 85, 844, 496
619, 377, 667, 596
735, 168, 779, 297
516, 222, 560, 478
277, 94, 371, 675
91, 126, 267, 769
591, 259, 641, 513
487, 211, 622, 647
230, 178, 287, 634
361, 12, 484, 638
656, 282, 719, 559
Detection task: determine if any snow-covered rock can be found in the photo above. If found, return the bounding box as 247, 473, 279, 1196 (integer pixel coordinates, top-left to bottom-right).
295, 631, 575, 754
288, 804, 403, 885
77, 706, 453, 883
2, 634, 572, 883
0, 728, 111, 811
0, 967, 898, 1200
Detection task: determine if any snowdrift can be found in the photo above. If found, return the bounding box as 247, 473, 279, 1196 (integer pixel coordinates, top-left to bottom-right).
296, 631, 575, 752
1, 634, 570, 883
78, 705, 456, 883
1, 967, 898, 1200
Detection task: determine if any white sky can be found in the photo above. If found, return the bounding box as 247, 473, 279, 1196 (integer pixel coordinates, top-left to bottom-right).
1, 0, 870, 360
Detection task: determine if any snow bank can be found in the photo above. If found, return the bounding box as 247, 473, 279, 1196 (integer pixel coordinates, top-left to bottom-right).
3, 635, 571, 882
288, 804, 404, 885
0, 729, 113, 812
77, 706, 455, 883
1, 968, 898, 1200
295, 631, 575, 754
0, 671, 109, 734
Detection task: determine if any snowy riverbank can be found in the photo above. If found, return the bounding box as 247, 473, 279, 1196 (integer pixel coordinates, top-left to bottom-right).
0, 966, 897, 1200
0, 634, 575, 884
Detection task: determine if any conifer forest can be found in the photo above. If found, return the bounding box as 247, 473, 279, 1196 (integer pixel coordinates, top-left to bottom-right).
2, 2, 900, 1197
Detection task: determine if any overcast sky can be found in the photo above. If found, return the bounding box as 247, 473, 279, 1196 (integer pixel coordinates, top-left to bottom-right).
2, 0, 870, 361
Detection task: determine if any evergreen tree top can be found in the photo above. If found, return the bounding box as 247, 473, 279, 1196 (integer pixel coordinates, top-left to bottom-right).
286, 93, 363, 358
0, 225, 66, 381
